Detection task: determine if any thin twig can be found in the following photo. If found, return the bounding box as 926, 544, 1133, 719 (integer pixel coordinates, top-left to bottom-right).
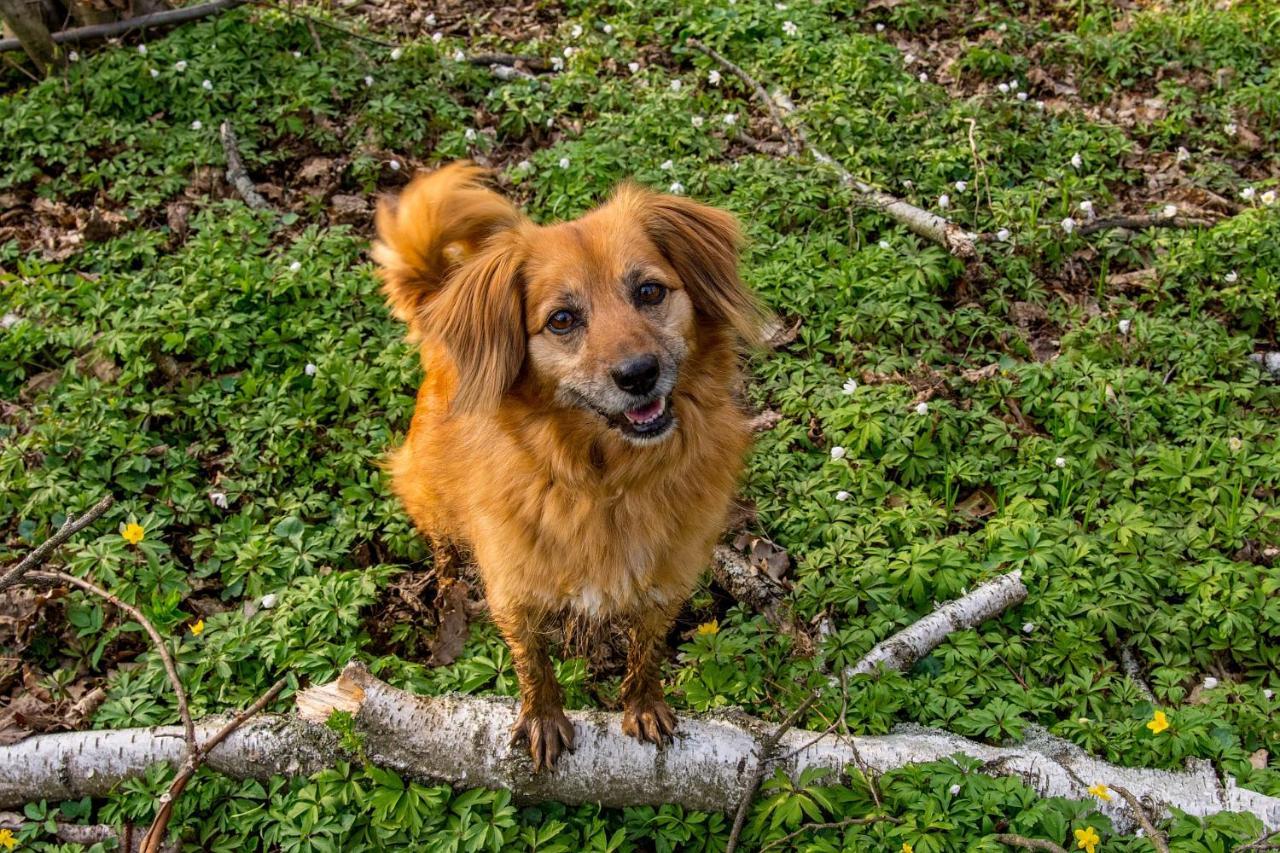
247, 0, 395, 46
465, 52, 552, 72
1077, 214, 1215, 236
25, 570, 195, 750
1110, 785, 1170, 853
725, 690, 822, 853
0, 0, 244, 52
1236, 827, 1280, 851
686, 38, 977, 258
992, 834, 1070, 853
760, 815, 900, 851
219, 121, 272, 212
685, 38, 798, 155
0, 494, 114, 593
139, 676, 289, 853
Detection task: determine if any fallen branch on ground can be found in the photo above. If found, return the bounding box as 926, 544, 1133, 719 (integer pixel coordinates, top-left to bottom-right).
139, 677, 289, 853
26, 570, 195, 750
3, 661, 1277, 833
687, 39, 977, 258
848, 570, 1027, 675
1077, 214, 1215, 236
725, 691, 821, 853
0, 815, 178, 853
0, 494, 113, 593
1111, 784, 1170, 853
0, 0, 244, 53
219, 121, 273, 212
710, 545, 808, 650
1117, 645, 1157, 703
992, 834, 1069, 853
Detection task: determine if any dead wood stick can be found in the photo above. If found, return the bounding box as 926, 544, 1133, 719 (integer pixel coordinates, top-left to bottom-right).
25, 570, 196, 751
687, 38, 977, 258
710, 544, 807, 650
4, 661, 1280, 832
1111, 784, 1170, 853
0, 494, 114, 593
725, 690, 821, 853
0, 0, 244, 53
1077, 214, 1215, 236
1117, 645, 1156, 702
465, 52, 552, 72
139, 676, 289, 853
218, 121, 272, 212
0, 815, 178, 853
992, 834, 1069, 853
761, 815, 900, 851
848, 570, 1026, 675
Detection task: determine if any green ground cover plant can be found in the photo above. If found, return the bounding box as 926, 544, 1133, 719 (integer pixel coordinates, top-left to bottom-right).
2, 0, 1278, 849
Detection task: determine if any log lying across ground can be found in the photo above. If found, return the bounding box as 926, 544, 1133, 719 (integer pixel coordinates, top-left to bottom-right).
2, 661, 1277, 834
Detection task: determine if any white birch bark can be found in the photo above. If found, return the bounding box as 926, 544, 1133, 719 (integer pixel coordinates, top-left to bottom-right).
2, 661, 1276, 833
848, 570, 1027, 675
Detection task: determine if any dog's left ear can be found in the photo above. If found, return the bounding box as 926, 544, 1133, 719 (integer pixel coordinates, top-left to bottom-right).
637, 191, 768, 346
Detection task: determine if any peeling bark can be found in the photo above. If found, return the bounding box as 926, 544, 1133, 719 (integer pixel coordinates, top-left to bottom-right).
2, 661, 1277, 833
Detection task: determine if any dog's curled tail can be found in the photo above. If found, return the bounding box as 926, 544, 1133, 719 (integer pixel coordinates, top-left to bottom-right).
373, 162, 522, 340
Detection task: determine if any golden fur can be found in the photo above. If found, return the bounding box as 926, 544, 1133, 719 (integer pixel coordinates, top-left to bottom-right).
374, 162, 765, 769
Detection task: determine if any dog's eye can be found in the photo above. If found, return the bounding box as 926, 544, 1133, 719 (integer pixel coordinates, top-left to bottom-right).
546, 309, 579, 334
636, 281, 667, 306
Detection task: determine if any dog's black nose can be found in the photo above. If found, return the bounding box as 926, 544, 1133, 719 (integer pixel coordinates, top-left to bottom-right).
612, 354, 660, 395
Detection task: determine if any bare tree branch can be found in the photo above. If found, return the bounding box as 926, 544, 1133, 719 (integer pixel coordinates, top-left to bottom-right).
25, 570, 195, 752
686, 38, 978, 258
1111, 784, 1170, 853
140, 677, 289, 853
0, 0, 244, 53
0, 494, 114, 593
219, 121, 272, 212
848, 570, 1027, 675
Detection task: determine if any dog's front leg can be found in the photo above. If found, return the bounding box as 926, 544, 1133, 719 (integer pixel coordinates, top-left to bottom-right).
493, 605, 574, 771
620, 604, 679, 745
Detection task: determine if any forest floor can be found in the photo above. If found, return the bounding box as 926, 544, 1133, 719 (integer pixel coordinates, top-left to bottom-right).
2, 0, 1279, 849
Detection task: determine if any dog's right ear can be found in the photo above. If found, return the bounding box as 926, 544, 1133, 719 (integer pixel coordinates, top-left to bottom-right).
420, 234, 526, 413
373, 162, 522, 341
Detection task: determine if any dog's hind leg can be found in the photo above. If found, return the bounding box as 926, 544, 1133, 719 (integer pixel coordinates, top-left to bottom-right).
493, 604, 575, 772
619, 604, 679, 745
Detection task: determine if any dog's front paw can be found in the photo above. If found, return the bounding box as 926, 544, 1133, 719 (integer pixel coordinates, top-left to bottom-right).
510, 706, 575, 772
621, 696, 677, 745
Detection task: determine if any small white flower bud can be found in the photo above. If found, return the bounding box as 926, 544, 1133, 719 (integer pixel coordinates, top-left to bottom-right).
830, 446, 847, 460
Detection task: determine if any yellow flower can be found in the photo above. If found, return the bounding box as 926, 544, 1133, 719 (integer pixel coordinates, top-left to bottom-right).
1146, 710, 1169, 734
190, 618, 205, 636
696, 619, 719, 636
1074, 826, 1100, 853
901, 845, 913, 853
0, 828, 16, 850
121, 522, 145, 545
1088, 783, 1112, 802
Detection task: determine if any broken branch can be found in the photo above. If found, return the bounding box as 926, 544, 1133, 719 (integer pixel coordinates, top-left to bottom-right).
848, 570, 1027, 676
25, 570, 195, 751
0, 494, 114, 593
3, 661, 1277, 833
1077, 214, 1215, 236
1110, 784, 1170, 853
687, 38, 977, 258
0, 0, 244, 53
139, 676, 289, 853
219, 121, 272, 212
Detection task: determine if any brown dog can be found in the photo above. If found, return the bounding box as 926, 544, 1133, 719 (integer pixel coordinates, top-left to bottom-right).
374, 163, 764, 770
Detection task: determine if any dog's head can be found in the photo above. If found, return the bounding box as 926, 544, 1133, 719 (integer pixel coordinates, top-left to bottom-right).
417, 176, 765, 445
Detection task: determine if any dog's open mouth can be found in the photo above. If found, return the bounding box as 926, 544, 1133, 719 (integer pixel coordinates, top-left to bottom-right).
614, 396, 674, 440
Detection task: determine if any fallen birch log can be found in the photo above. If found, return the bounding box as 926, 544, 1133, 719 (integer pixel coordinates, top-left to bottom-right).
848, 569, 1027, 675
2, 661, 1277, 834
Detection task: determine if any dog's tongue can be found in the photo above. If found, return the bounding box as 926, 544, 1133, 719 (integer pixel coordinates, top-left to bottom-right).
624, 397, 665, 425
